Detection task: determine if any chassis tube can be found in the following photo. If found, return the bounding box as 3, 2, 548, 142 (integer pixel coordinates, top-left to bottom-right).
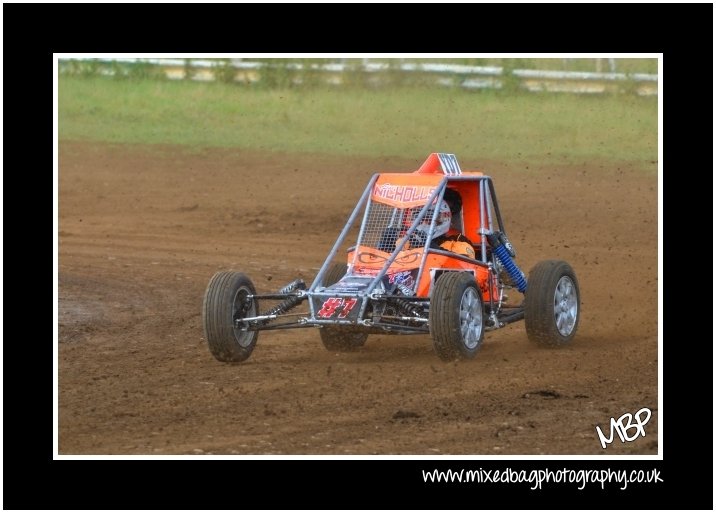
487, 178, 505, 233
479, 178, 487, 261
484, 179, 495, 234
412, 180, 448, 295
309, 174, 379, 294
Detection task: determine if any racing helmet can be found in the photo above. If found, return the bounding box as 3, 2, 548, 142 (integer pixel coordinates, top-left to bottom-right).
414, 199, 452, 239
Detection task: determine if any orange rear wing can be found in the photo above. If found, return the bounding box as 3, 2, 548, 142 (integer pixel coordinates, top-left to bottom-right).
371, 153, 483, 209
415, 152, 483, 177
371, 174, 443, 208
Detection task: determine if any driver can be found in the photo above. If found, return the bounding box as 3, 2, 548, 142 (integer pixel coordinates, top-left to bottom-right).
436, 188, 476, 258
401, 199, 452, 249
379, 195, 476, 259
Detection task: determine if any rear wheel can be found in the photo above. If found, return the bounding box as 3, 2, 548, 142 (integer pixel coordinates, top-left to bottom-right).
429, 272, 484, 362
524, 260, 580, 346
203, 271, 259, 362
319, 263, 368, 352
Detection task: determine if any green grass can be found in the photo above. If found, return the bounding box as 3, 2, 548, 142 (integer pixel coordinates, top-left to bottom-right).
59, 76, 657, 168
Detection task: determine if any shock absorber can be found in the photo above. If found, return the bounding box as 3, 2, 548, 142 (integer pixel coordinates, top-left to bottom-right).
394, 298, 424, 319
487, 232, 527, 293
278, 279, 306, 294
260, 279, 306, 321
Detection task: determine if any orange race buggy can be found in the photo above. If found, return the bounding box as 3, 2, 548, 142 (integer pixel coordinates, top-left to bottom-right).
203, 153, 580, 363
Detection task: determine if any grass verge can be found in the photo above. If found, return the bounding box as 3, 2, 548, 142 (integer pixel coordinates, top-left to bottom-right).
59, 76, 657, 169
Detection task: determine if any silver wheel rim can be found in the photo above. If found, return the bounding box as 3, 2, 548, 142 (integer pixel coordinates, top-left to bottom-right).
554, 276, 578, 337
459, 287, 483, 349
233, 286, 256, 347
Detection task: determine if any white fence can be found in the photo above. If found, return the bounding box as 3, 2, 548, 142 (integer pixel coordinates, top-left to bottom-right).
59, 58, 658, 96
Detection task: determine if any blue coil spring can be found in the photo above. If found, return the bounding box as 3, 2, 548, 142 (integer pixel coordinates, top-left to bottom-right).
493, 244, 528, 293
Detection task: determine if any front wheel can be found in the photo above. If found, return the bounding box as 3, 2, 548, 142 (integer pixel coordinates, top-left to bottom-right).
524, 260, 580, 347
429, 272, 484, 362
203, 271, 259, 362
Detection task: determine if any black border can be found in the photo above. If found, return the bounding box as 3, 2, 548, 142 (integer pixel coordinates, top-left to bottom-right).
5, 2, 712, 510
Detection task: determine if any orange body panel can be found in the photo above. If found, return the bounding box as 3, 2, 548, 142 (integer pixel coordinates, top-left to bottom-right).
443, 181, 485, 244
346, 246, 498, 301
418, 253, 498, 300
371, 174, 443, 208
348, 246, 423, 274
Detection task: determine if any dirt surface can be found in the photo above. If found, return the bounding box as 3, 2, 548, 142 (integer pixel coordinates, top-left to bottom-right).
58, 141, 658, 455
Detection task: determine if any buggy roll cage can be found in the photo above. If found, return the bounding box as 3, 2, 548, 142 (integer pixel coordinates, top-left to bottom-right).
309, 174, 508, 296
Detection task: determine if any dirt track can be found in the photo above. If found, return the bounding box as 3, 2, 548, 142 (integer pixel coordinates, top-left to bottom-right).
58, 142, 658, 455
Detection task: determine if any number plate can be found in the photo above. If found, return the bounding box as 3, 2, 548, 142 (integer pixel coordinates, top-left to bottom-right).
313, 296, 361, 321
